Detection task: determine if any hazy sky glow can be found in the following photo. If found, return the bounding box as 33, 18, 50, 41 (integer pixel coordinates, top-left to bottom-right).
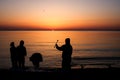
0, 0, 120, 30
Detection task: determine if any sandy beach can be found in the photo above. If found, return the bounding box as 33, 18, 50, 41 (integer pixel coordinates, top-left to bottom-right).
0, 67, 120, 80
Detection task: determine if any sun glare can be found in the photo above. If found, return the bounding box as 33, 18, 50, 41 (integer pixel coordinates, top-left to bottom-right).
40, 18, 65, 30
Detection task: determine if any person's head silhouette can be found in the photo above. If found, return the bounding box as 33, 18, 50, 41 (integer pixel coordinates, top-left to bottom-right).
65, 38, 70, 45
20, 40, 24, 46
10, 42, 14, 47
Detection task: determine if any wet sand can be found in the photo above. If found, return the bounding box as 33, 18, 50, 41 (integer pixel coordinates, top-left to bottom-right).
0, 67, 120, 80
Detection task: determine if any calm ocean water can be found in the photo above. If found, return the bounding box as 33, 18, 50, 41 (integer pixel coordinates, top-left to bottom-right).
0, 31, 120, 69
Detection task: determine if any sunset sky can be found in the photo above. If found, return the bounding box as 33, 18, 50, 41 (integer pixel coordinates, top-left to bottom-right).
0, 0, 120, 30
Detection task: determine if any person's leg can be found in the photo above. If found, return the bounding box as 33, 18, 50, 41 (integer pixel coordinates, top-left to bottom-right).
62, 60, 71, 72
21, 57, 25, 69
18, 60, 22, 68
36, 62, 39, 68
32, 61, 39, 69
32, 61, 36, 68
11, 58, 14, 68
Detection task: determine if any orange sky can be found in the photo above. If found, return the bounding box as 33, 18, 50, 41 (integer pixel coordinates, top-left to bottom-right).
0, 0, 120, 30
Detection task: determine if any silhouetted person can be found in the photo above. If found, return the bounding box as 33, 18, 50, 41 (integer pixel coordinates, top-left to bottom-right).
29, 53, 43, 69
55, 38, 73, 71
10, 42, 18, 68
17, 40, 27, 69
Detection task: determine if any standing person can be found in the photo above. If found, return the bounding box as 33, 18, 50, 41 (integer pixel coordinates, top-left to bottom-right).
10, 42, 18, 68
17, 40, 27, 69
55, 38, 73, 71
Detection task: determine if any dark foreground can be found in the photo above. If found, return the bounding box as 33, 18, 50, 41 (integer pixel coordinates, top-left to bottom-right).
0, 67, 120, 80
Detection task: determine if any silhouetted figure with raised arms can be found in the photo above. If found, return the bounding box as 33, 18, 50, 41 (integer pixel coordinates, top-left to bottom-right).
29, 53, 43, 69
10, 42, 18, 68
55, 38, 73, 72
17, 40, 27, 69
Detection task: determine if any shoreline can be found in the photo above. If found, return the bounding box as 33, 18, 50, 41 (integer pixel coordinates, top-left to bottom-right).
0, 66, 120, 72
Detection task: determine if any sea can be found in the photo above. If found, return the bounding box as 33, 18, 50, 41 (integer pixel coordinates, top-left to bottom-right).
0, 31, 120, 69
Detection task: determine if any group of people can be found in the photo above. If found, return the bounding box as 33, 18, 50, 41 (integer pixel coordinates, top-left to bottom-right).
10, 40, 27, 69
10, 38, 73, 71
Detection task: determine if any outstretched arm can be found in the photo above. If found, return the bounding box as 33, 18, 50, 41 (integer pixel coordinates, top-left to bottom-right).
55, 44, 63, 51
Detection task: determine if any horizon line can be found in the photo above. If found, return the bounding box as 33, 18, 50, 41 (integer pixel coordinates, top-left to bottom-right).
0, 29, 120, 31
